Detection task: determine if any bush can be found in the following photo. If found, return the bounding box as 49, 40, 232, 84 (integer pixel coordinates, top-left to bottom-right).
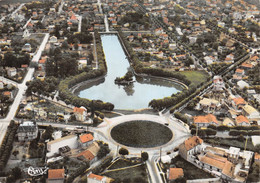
119, 148, 129, 156
141, 152, 149, 161
174, 112, 188, 124
217, 125, 230, 131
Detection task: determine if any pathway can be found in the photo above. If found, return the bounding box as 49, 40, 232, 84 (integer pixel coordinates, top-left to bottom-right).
0, 76, 18, 87
0, 3, 25, 22
78, 15, 82, 32
0, 33, 50, 145
104, 15, 109, 32
58, 0, 64, 14
97, 0, 103, 14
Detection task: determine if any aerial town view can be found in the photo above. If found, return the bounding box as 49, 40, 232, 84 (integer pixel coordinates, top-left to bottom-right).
0, 0, 259, 182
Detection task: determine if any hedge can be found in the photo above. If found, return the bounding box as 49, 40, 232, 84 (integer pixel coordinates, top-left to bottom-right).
58, 31, 114, 111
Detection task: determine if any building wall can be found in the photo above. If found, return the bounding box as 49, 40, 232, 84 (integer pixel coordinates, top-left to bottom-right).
47, 135, 78, 157
18, 130, 38, 141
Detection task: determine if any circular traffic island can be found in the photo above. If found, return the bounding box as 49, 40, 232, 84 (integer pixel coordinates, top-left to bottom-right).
110, 120, 173, 148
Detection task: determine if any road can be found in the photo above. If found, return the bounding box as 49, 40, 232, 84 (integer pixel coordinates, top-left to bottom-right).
78, 15, 82, 32
97, 0, 103, 14
0, 33, 50, 145
58, 0, 64, 15
104, 15, 109, 32
0, 3, 25, 22
0, 76, 18, 87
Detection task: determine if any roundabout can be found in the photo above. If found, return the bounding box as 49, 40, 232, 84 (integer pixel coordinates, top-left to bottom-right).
110, 120, 173, 148
95, 114, 191, 155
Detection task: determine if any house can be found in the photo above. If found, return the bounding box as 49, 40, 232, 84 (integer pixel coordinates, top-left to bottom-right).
225, 54, 234, 63
47, 169, 65, 183
23, 29, 31, 38
179, 136, 204, 160
213, 75, 225, 91
70, 13, 78, 24
169, 43, 177, 50
242, 105, 260, 119
79, 133, 94, 147
235, 68, 245, 77
222, 118, 235, 127
87, 173, 113, 183
7, 67, 17, 77
47, 135, 78, 157
49, 36, 58, 43
78, 58, 88, 70
197, 97, 220, 112
235, 115, 250, 126
193, 114, 219, 127
227, 147, 240, 163
254, 153, 260, 163
22, 43, 32, 52
241, 62, 253, 73
204, 56, 215, 65
237, 80, 249, 90
17, 121, 38, 142
198, 153, 235, 181
2, 91, 12, 99
77, 141, 100, 163
168, 168, 184, 181
232, 97, 246, 111
73, 107, 87, 122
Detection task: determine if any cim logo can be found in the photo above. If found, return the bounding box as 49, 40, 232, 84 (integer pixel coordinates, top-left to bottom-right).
27, 166, 49, 176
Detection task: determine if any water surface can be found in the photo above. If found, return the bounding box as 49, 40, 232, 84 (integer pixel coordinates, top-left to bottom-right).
78, 35, 182, 109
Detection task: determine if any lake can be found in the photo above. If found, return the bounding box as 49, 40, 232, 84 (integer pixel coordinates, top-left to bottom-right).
77, 35, 182, 109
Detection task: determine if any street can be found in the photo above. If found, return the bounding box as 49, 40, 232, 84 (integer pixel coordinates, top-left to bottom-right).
0, 33, 50, 144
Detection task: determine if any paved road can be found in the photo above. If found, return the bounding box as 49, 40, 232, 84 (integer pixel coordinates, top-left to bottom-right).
0, 33, 50, 145
0, 3, 25, 22
0, 76, 18, 86
78, 15, 82, 32
97, 0, 103, 14
58, 0, 64, 14
39, 113, 190, 183
104, 15, 109, 32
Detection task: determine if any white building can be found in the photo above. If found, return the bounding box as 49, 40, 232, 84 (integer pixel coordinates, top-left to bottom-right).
47, 135, 78, 157
17, 121, 38, 141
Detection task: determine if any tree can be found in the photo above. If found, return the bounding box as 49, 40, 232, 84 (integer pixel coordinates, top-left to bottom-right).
11, 167, 22, 179
141, 152, 149, 161
119, 148, 129, 156
97, 143, 110, 159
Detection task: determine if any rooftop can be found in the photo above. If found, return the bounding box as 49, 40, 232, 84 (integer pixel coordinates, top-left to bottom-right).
48, 169, 65, 180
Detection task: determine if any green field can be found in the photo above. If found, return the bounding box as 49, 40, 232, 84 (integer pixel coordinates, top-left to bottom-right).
180, 70, 209, 86
103, 159, 148, 183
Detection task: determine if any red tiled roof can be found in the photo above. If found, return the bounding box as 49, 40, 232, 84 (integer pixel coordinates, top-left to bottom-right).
233, 97, 246, 105
48, 169, 65, 180
77, 150, 95, 161
79, 134, 93, 143
169, 168, 184, 180
73, 107, 86, 115
184, 136, 203, 151
236, 115, 250, 124
193, 114, 218, 124
88, 173, 103, 181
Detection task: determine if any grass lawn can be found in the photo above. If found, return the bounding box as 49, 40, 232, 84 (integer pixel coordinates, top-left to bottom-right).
111, 120, 173, 148
107, 159, 140, 170
103, 163, 148, 183
171, 155, 214, 180
179, 70, 209, 86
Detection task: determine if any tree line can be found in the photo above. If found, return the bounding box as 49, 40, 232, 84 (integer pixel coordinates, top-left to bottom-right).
0, 120, 18, 172
58, 31, 114, 111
